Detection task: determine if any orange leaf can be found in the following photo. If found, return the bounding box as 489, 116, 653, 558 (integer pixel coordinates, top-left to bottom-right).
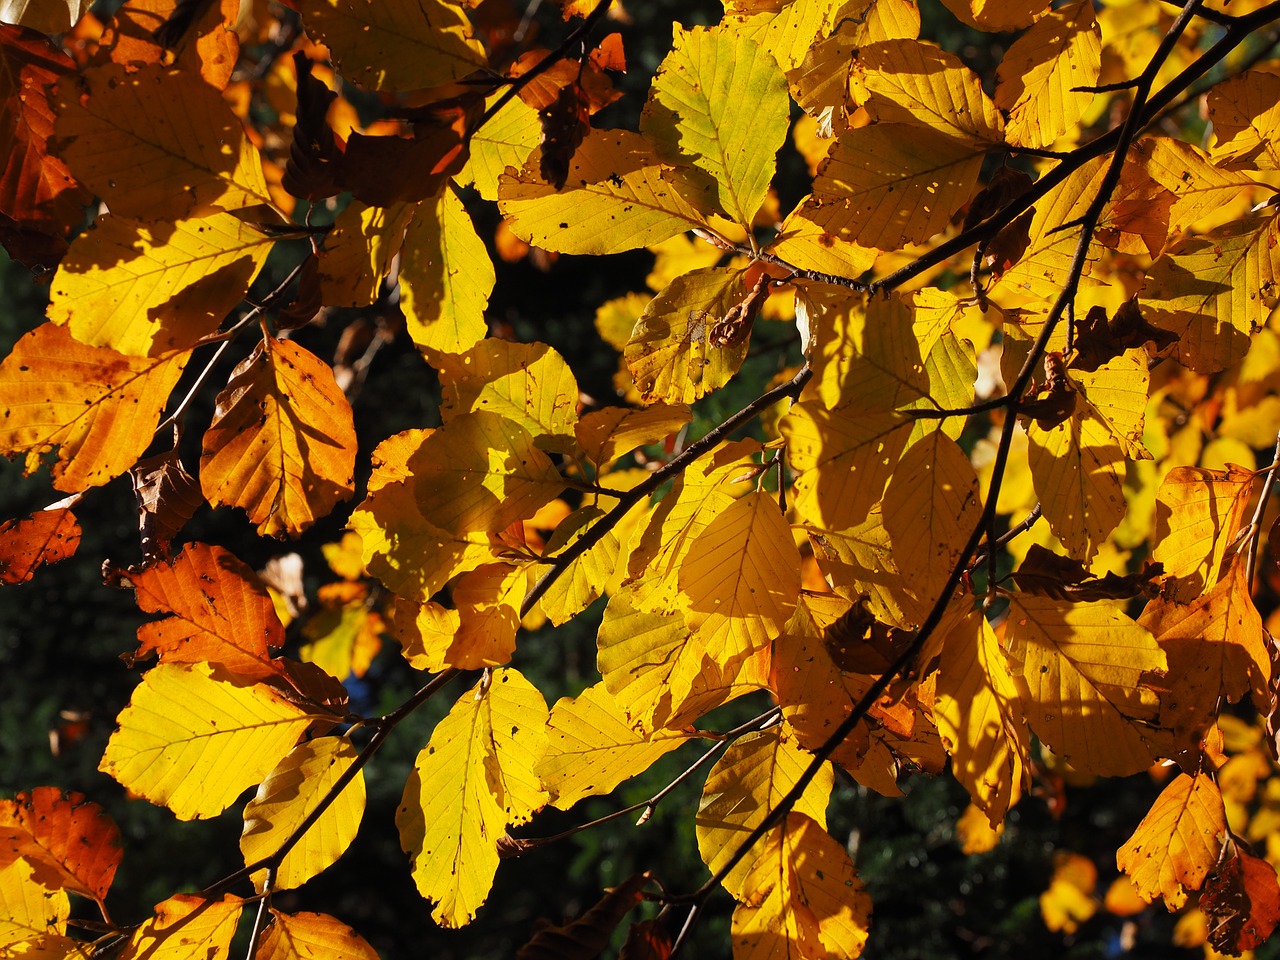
200, 338, 357, 538
0, 506, 79, 584
0, 787, 121, 902
1202, 837, 1280, 954
123, 542, 287, 681
257, 909, 380, 960
0, 322, 189, 492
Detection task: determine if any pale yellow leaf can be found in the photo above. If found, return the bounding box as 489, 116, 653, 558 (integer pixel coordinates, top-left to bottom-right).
537, 506, 619, 626
99, 662, 325, 820
536, 682, 693, 810
458, 94, 541, 202
722, 0, 843, 73
697, 727, 832, 899
1071, 348, 1150, 460
397, 668, 548, 927
241, 737, 366, 891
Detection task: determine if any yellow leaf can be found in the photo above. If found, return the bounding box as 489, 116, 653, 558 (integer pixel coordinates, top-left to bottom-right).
99, 662, 326, 820
396, 562, 526, 671
805, 122, 986, 251
49, 211, 275, 356
624, 266, 752, 405
852, 39, 1004, 145
573, 403, 691, 467
498, 129, 709, 255
1103, 875, 1149, 917
397, 668, 548, 927
597, 583, 768, 734
406, 410, 565, 535
935, 609, 1029, 825
303, 0, 484, 92
1040, 852, 1096, 934
881, 432, 982, 600
679, 490, 801, 663
1071, 348, 1151, 460
1138, 137, 1255, 235
807, 511, 924, 629
0, 322, 188, 492
1116, 772, 1226, 911
299, 602, 382, 681
435, 340, 578, 453
400, 188, 493, 355
720, 0, 841, 73
536, 682, 693, 810
53, 62, 270, 221
994, 0, 1101, 150
537, 506, 620, 626
731, 814, 871, 959
117, 895, 242, 960
939, 0, 1047, 31
200, 338, 357, 538
1208, 68, 1280, 170
257, 910, 380, 960
767, 205, 878, 279
1026, 409, 1126, 564
0, 859, 67, 945
321, 531, 366, 581
316, 200, 416, 308
1150, 464, 1255, 602
458, 93, 541, 202
697, 727, 832, 899
241, 736, 366, 892
1005, 594, 1166, 776
1142, 212, 1280, 374
955, 802, 1004, 854
641, 24, 789, 228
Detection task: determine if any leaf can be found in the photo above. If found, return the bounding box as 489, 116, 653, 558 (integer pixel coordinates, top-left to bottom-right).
406, 410, 565, 535
0, 322, 188, 492
303, 0, 484, 92
498, 129, 709, 255
130, 446, 203, 561
1207, 68, 1280, 170
52, 62, 270, 221
696, 726, 832, 899
805, 121, 987, 251
397, 668, 549, 927
200, 337, 357, 538
395, 562, 526, 670
0, 0, 89, 34
1116, 772, 1226, 910
624, 266, 753, 405
48, 210, 277, 356
517, 874, 651, 960
994, 1, 1101, 151
955, 803, 1003, 855
0, 787, 120, 902
881, 431, 981, 601
0, 857, 68, 948
641, 24, 789, 228
435, 340, 579, 452
124, 542, 286, 680
574, 403, 691, 467
257, 910, 381, 960
1137, 136, 1255, 235
315, 200, 416, 308
117, 894, 243, 960
460, 93, 541, 202
536, 683, 693, 811
1150, 464, 1255, 602
934, 609, 1028, 826
99, 662, 328, 820
1201, 837, 1280, 954
0, 506, 79, 584
1068, 346, 1150, 460
536, 505, 622, 626
679, 490, 801, 664
400, 187, 493, 355
938, 0, 1047, 31
1141, 212, 1280, 374
1039, 852, 1097, 934
1004, 594, 1165, 777
1026, 408, 1126, 564
300, 599, 382, 681
730, 813, 872, 959
241, 736, 366, 891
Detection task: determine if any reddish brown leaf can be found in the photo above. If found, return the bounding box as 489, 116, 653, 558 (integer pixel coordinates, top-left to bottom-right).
539, 81, 590, 191
0, 786, 122, 902
1202, 837, 1280, 954
0, 506, 80, 583
130, 446, 201, 563
123, 541, 287, 680
516, 873, 652, 960
1070, 298, 1179, 374
1018, 352, 1077, 430
283, 52, 346, 202
620, 918, 672, 960
341, 115, 469, 207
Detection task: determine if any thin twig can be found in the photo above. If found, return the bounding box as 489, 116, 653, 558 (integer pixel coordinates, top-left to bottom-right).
243, 867, 275, 960
1246, 434, 1280, 591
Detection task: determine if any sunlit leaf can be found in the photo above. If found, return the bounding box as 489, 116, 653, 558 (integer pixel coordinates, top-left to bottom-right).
1150, 464, 1254, 602
0, 857, 68, 949
1039, 852, 1096, 934
396, 562, 526, 670
316, 200, 416, 308
0, 787, 120, 902
117, 894, 242, 960
1208, 68, 1280, 170
574, 403, 690, 467
257, 909, 381, 960
397, 668, 549, 927
0, 506, 79, 584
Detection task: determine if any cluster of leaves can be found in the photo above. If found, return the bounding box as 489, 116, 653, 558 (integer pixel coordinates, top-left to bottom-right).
5, 0, 1280, 957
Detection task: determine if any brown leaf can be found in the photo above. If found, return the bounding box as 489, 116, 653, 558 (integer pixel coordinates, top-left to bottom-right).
340, 111, 470, 207
282, 52, 346, 202
0, 506, 80, 583
1018, 351, 1077, 430
1070, 298, 1179, 373
1202, 836, 1280, 955
984, 206, 1035, 280
539, 81, 590, 191
130, 445, 201, 563
516, 873, 652, 960
964, 165, 1034, 232
1013, 543, 1164, 602
620, 918, 672, 960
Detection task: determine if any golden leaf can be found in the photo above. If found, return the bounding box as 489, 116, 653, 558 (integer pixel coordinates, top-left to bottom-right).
0, 859, 68, 947
0, 322, 188, 492
201, 338, 357, 538
574, 403, 691, 467
257, 910, 380, 960
396, 562, 526, 671
1116, 772, 1226, 910
117, 894, 242, 960
316, 200, 416, 308
241, 736, 366, 891
1208, 68, 1280, 170
1040, 852, 1097, 934
1150, 464, 1255, 602
396, 668, 548, 927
